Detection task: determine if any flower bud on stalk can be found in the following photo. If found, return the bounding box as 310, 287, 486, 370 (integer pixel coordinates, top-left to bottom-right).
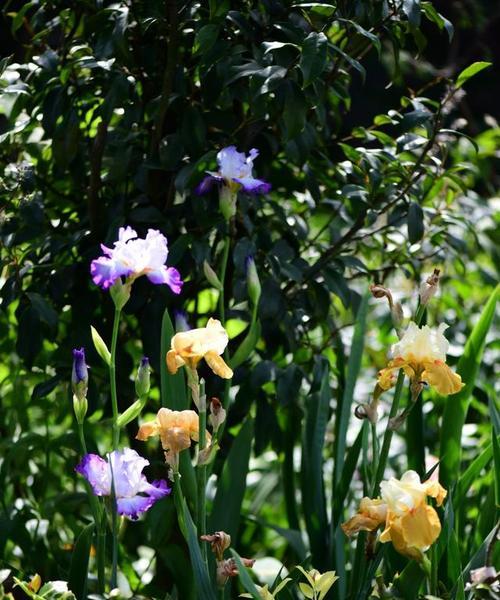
110, 278, 132, 310
135, 357, 150, 398
72, 347, 89, 424
246, 255, 261, 307
209, 397, 226, 434
219, 186, 237, 222
419, 268, 440, 306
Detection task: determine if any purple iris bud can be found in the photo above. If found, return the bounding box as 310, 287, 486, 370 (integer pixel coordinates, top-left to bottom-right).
76, 448, 171, 520
72, 347, 88, 401
174, 309, 190, 332
196, 146, 271, 195
72, 348, 88, 384
90, 226, 183, 294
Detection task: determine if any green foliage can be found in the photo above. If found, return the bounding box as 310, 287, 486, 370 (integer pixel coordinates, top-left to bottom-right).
0, 0, 498, 599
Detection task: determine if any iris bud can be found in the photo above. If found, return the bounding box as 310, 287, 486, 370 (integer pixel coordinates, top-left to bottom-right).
219, 186, 237, 221
135, 356, 150, 398
72, 348, 88, 401
245, 256, 261, 306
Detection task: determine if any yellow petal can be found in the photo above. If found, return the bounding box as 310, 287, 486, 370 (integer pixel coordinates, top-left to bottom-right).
205, 351, 233, 379
136, 420, 159, 441
422, 360, 464, 395
423, 480, 447, 507
166, 350, 180, 374
381, 503, 441, 560
341, 498, 387, 536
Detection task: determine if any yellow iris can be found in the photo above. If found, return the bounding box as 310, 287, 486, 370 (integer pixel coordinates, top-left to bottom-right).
166, 317, 233, 379
342, 470, 447, 560
136, 407, 211, 469
378, 322, 463, 396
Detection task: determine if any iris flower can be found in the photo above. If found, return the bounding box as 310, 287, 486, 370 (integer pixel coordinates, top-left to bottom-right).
90, 226, 183, 293
196, 146, 271, 195
166, 317, 233, 379
377, 322, 463, 396
76, 448, 170, 520
136, 407, 211, 469
342, 470, 447, 560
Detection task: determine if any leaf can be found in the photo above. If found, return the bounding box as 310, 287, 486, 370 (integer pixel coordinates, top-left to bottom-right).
330, 44, 366, 82
230, 320, 261, 369
90, 326, 111, 366
299, 582, 315, 598
160, 307, 187, 410
333, 292, 369, 485
230, 550, 261, 599
68, 523, 94, 600
116, 397, 147, 428
175, 488, 216, 600
293, 2, 336, 16
455, 61, 492, 89
301, 359, 330, 567
407, 202, 425, 243
300, 32, 327, 87
337, 19, 381, 55
455, 442, 493, 506
203, 260, 223, 291
439, 284, 499, 487
210, 418, 253, 540
402, 0, 421, 27
283, 81, 307, 139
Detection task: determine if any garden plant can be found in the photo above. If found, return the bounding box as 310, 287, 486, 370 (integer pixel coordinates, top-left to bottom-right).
0, 1, 499, 599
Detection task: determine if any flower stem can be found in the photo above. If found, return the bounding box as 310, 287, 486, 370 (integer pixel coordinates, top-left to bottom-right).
197, 379, 208, 563
218, 236, 231, 412
77, 423, 105, 593
371, 303, 426, 495
110, 308, 121, 450
109, 464, 119, 591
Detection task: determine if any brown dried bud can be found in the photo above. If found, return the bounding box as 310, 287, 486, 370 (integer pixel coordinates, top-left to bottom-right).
419, 269, 440, 306
216, 557, 256, 587
369, 284, 394, 309
200, 531, 231, 561
209, 397, 227, 433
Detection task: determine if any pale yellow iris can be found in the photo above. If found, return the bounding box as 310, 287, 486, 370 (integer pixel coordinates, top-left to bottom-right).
166, 317, 233, 379
378, 322, 463, 396
136, 407, 211, 467
342, 470, 447, 560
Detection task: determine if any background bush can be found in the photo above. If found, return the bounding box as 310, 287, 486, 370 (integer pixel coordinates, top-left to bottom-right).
0, 1, 498, 598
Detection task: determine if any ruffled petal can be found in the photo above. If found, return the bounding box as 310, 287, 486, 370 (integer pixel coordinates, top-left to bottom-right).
342, 498, 387, 536
205, 351, 233, 379
196, 175, 220, 195
76, 454, 111, 496
136, 420, 160, 441
90, 257, 133, 289
116, 495, 157, 520
146, 266, 183, 294
233, 176, 271, 194
422, 360, 464, 395
423, 479, 447, 506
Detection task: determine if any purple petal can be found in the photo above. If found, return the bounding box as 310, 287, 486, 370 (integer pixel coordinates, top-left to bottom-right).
90, 257, 133, 289
146, 266, 183, 294
233, 176, 271, 194
76, 454, 111, 496
116, 495, 157, 520
195, 175, 218, 195
144, 479, 172, 499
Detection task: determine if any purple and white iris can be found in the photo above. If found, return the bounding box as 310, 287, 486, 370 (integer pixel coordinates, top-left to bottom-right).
90, 227, 183, 293
197, 146, 271, 195
76, 448, 170, 520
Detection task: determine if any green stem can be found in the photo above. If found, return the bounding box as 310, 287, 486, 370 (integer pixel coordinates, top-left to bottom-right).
110, 308, 121, 449
77, 423, 105, 593
219, 236, 231, 412
197, 379, 208, 563
430, 545, 438, 595
371, 421, 379, 489
371, 303, 426, 495
109, 466, 119, 590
